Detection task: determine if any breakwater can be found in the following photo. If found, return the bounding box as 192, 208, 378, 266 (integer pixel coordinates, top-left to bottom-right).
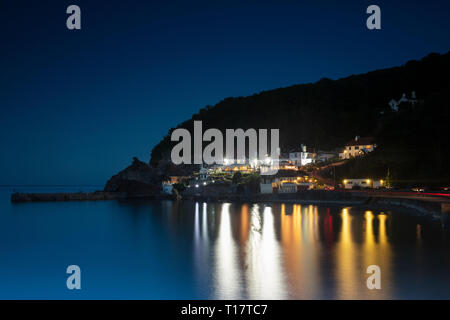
367, 196, 450, 223
10, 190, 450, 225
10, 191, 172, 202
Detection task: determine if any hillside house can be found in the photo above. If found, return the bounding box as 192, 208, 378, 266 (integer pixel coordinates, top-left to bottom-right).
339, 136, 376, 159
289, 145, 316, 166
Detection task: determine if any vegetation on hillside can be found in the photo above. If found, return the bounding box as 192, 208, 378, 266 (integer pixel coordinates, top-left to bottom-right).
150, 52, 450, 169
335, 86, 450, 187
145, 52, 450, 186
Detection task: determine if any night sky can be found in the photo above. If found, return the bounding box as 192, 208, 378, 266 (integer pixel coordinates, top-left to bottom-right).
1, 0, 449, 186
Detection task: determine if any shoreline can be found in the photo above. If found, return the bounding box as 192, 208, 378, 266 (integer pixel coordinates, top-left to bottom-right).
10, 190, 450, 225
10, 191, 174, 202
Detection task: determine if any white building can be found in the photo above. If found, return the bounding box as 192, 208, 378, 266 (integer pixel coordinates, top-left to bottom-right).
279, 182, 297, 193
289, 144, 315, 166
259, 170, 316, 193
260, 175, 275, 194
343, 179, 384, 189
162, 182, 174, 194
199, 166, 210, 181
389, 91, 418, 111
339, 136, 376, 159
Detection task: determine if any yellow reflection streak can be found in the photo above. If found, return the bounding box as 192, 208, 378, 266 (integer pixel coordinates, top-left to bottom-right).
362, 211, 376, 299
377, 214, 391, 298
240, 204, 249, 244
335, 208, 357, 299
362, 212, 391, 299
280, 204, 301, 297
279, 204, 321, 298
365, 211, 375, 249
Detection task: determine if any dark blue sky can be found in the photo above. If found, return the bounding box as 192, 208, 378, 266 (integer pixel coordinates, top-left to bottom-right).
1, 0, 449, 186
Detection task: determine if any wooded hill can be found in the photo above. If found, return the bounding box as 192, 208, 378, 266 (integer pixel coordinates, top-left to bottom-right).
148, 52, 450, 185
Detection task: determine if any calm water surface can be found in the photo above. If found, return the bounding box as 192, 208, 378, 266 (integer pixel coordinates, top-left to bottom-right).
1, 186, 450, 299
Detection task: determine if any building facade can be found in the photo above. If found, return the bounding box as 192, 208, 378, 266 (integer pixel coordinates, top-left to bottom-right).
343, 179, 384, 189
289, 144, 316, 166
339, 136, 376, 159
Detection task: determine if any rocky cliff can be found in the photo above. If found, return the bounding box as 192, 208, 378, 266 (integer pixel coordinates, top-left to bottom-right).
104, 157, 161, 194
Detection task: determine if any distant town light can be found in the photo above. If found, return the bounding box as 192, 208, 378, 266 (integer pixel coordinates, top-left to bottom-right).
195, 184, 199, 188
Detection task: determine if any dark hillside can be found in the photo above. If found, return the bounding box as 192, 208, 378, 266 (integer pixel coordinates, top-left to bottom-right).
150, 52, 450, 171
334, 85, 450, 187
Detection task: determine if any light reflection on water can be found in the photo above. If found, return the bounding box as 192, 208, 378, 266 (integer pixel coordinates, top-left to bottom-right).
191, 202, 450, 299
1, 187, 450, 299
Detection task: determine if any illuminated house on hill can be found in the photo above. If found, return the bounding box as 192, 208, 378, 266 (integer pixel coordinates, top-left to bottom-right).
339, 136, 376, 159
260, 170, 317, 194
288, 144, 316, 166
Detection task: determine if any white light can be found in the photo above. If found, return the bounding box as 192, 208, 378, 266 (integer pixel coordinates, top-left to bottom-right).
203, 182, 207, 186
195, 184, 199, 188
215, 203, 239, 299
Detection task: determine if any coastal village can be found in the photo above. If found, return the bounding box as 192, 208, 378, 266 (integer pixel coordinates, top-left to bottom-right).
162, 135, 384, 196
161, 91, 427, 197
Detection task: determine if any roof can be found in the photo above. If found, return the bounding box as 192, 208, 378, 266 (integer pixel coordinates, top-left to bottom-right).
345, 137, 375, 146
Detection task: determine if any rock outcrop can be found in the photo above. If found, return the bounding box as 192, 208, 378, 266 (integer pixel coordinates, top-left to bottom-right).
104, 157, 161, 194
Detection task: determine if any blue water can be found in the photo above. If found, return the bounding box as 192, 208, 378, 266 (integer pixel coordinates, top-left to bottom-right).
1, 186, 450, 299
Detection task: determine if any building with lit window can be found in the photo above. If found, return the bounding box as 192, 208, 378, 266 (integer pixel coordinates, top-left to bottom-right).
339, 136, 376, 159
342, 178, 384, 189
289, 144, 316, 166
259, 170, 316, 193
